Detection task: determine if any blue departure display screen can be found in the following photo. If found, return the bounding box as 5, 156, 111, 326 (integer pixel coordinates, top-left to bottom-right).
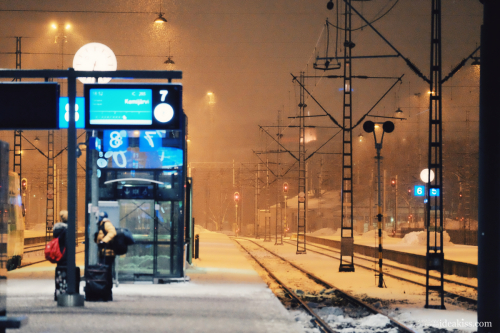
89, 89, 153, 125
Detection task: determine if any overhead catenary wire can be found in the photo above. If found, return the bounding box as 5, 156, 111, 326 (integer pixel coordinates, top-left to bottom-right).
291, 73, 404, 131
305, 129, 342, 161
326, 0, 400, 32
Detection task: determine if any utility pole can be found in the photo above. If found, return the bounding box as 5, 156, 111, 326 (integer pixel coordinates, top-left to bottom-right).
425, 0, 445, 310
264, 154, 271, 242
395, 175, 398, 230
339, 0, 355, 271
275, 110, 283, 245
13, 38, 22, 192
296, 72, 307, 254
255, 164, 259, 238
383, 169, 386, 228
464, 109, 471, 244
46, 131, 55, 243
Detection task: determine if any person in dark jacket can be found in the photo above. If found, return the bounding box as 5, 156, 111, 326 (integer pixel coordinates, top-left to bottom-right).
53, 210, 68, 267
95, 211, 117, 301
53, 210, 68, 301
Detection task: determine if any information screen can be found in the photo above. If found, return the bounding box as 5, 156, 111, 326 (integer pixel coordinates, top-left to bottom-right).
0, 83, 59, 130
84, 84, 182, 130
89, 88, 153, 125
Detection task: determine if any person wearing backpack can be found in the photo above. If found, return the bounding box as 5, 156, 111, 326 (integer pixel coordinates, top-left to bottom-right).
52, 210, 69, 301
94, 211, 116, 301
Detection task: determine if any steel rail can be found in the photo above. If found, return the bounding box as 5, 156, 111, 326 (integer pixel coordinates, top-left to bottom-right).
19, 250, 85, 268
233, 239, 337, 333
284, 240, 477, 290
236, 238, 415, 333
281, 240, 477, 306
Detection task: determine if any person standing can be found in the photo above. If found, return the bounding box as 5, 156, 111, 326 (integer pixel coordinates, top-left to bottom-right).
53, 210, 68, 300
94, 211, 116, 301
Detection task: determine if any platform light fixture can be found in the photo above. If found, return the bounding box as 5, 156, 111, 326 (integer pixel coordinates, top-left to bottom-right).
164, 41, 175, 65
154, 0, 167, 23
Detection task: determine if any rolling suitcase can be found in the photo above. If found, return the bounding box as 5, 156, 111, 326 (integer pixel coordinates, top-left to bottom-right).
54, 266, 81, 301
85, 263, 111, 302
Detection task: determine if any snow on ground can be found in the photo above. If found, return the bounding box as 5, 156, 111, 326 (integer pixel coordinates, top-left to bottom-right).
361, 229, 388, 239
318, 234, 477, 265
400, 231, 454, 246
311, 228, 360, 237
392, 307, 480, 332
310, 228, 337, 237
248, 236, 477, 333
194, 224, 213, 234
290, 306, 399, 332
334, 228, 360, 236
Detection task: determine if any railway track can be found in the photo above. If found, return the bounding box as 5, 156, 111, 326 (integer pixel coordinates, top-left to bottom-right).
234, 238, 414, 333
282, 239, 477, 306
21, 239, 86, 268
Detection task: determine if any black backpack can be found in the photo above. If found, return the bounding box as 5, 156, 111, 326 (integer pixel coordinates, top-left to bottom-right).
99, 222, 135, 255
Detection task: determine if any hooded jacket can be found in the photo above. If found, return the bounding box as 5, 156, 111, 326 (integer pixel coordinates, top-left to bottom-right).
95, 218, 117, 257
53, 222, 68, 266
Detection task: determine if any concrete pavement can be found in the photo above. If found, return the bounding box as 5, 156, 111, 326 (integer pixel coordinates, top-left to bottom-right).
5, 231, 303, 333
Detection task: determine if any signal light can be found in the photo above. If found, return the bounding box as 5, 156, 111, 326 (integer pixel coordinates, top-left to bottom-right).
459, 191, 463, 199
407, 187, 411, 195
283, 182, 289, 193
234, 192, 240, 202
390, 178, 396, 187
21, 178, 27, 191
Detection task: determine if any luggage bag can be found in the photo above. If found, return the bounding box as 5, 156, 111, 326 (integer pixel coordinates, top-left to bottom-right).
54, 266, 81, 301
85, 263, 111, 302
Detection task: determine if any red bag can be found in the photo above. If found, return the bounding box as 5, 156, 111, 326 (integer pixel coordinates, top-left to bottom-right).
45, 237, 65, 263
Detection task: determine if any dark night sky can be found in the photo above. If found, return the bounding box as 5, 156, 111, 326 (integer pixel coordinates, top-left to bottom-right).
0, 0, 483, 165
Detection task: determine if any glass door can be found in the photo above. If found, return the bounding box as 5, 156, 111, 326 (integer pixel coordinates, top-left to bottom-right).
117, 199, 155, 282
155, 201, 181, 277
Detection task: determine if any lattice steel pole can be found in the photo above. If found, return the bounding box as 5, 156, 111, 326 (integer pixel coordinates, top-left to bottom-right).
296, 72, 307, 254
339, 0, 355, 272
425, 0, 445, 309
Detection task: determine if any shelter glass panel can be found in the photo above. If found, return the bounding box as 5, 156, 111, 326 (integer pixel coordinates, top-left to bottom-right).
119, 200, 155, 242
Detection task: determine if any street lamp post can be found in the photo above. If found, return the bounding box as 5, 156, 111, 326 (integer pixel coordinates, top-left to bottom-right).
363, 120, 395, 288
52, 23, 70, 69
234, 192, 240, 237
283, 182, 288, 237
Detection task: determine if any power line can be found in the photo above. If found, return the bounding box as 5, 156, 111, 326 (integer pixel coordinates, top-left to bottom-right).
0, 9, 155, 14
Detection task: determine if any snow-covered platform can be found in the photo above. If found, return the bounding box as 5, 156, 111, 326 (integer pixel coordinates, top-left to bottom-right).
303, 232, 477, 278
5, 230, 303, 333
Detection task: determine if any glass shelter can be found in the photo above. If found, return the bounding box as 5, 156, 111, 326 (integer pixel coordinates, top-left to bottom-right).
84, 83, 191, 283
